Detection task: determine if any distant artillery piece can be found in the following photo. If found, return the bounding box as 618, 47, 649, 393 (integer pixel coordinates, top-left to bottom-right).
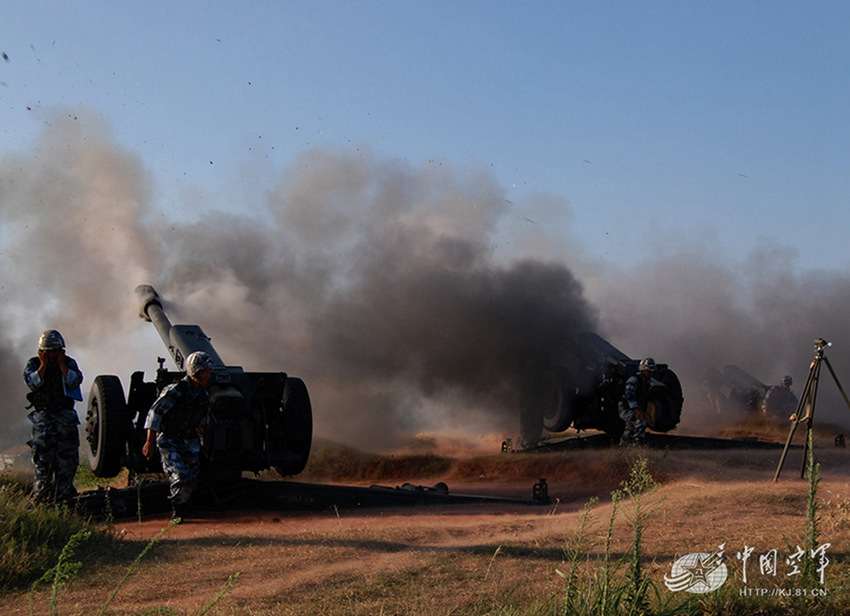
84, 285, 313, 483
701, 364, 769, 417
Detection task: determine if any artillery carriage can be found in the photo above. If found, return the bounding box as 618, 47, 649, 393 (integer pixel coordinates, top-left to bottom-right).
84, 285, 312, 482
520, 332, 683, 446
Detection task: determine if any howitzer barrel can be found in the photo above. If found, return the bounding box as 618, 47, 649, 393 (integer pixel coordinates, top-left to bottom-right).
134, 285, 226, 372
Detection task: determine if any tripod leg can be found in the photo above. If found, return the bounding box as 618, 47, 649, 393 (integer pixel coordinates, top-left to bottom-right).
799, 361, 822, 479
774, 357, 819, 482
822, 356, 850, 412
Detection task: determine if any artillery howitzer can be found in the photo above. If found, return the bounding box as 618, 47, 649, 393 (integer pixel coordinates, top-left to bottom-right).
84, 285, 312, 482
701, 364, 768, 417
520, 332, 683, 447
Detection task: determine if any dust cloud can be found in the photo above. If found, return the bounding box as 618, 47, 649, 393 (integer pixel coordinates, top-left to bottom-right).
583, 246, 850, 432
1, 113, 848, 455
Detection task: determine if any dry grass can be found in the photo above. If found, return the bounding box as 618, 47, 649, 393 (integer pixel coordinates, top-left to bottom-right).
5, 422, 850, 615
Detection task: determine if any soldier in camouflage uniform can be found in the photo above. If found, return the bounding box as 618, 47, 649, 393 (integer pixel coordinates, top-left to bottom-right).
618, 357, 655, 445
763, 375, 798, 420
142, 351, 214, 523
23, 329, 84, 504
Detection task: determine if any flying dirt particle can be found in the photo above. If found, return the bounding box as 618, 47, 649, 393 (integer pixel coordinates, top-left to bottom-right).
2, 52, 9, 62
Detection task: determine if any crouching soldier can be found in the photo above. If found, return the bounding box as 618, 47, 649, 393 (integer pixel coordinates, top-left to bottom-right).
618, 358, 655, 445
142, 351, 214, 523
23, 329, 84, 504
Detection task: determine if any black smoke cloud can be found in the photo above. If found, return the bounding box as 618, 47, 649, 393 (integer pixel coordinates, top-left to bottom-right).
1, 114, 849, 454
157, 149, 598, 447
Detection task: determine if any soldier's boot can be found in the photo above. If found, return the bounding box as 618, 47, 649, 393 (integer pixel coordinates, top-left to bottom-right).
172, 502, 186, 524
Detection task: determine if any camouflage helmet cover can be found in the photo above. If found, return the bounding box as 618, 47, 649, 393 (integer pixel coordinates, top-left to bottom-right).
639, 357, 656, 373
38, 329, 66, 351
185, 351, 214, 377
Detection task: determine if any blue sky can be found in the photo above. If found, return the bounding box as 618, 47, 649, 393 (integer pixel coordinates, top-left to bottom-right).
2, 1, 848, 272
3, 1, 850, 449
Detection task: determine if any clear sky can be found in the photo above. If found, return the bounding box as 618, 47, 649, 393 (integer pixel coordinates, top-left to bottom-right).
2, 1, 847, 272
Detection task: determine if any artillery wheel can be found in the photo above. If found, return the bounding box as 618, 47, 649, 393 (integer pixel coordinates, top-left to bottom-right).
274, 377, 313, 476
646, 369, 684, 432
519, 376, 544, 448
85, 375, 129, 478
541, 367, 573, 433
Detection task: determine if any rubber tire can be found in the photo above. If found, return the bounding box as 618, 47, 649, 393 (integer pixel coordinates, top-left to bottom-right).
519, 378, 544, 449
541, 367, 573, 433
274, 377, 313, 476
646, 369, 684, 432
86, 375, 128, 478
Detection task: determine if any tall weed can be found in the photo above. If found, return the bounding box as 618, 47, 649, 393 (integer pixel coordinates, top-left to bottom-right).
556, 455, 662, 616
28, 528, 92, 616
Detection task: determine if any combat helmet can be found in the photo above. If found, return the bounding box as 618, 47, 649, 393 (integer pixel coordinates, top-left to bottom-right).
186, 351, 215, 377
38, 329, 66, 351
639, 357, 656, 373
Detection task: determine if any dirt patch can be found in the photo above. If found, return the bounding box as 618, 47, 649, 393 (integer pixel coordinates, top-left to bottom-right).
7, 430, 850, 615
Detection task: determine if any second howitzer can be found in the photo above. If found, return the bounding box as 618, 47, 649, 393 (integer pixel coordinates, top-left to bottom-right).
84, 285, 312, 481
520, 332, 684, 447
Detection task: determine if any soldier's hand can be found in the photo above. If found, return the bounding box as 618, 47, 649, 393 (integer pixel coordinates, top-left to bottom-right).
142, 430, 157, 460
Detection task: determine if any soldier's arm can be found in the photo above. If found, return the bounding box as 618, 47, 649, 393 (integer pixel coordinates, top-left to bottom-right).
62, 355, 83, 389
23, 357, 44, 390
623, 377, 644, 419
143, 383, 183, 434
142, 430, 157, 459
623, 377, 639, 406
141, 386, 177, 460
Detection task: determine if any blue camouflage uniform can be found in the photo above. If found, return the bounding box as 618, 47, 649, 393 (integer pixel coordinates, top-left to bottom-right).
23, 356, 83, 503
144, 376, 210, 506
763, 381, 798, 420
618, 372, 651, 444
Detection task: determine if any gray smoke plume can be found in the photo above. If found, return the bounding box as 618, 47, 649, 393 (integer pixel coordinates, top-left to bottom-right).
0, 112, 161, 452
584, 246, 850, 432
0, 113, 598, 451
2, 113, 848, 455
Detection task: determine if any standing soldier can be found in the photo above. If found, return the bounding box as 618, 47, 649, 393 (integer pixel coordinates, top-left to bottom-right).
142, 351, 214, 523
619, 357, 655, 444
763, 375, 798, 420
23, 329, 84, 504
